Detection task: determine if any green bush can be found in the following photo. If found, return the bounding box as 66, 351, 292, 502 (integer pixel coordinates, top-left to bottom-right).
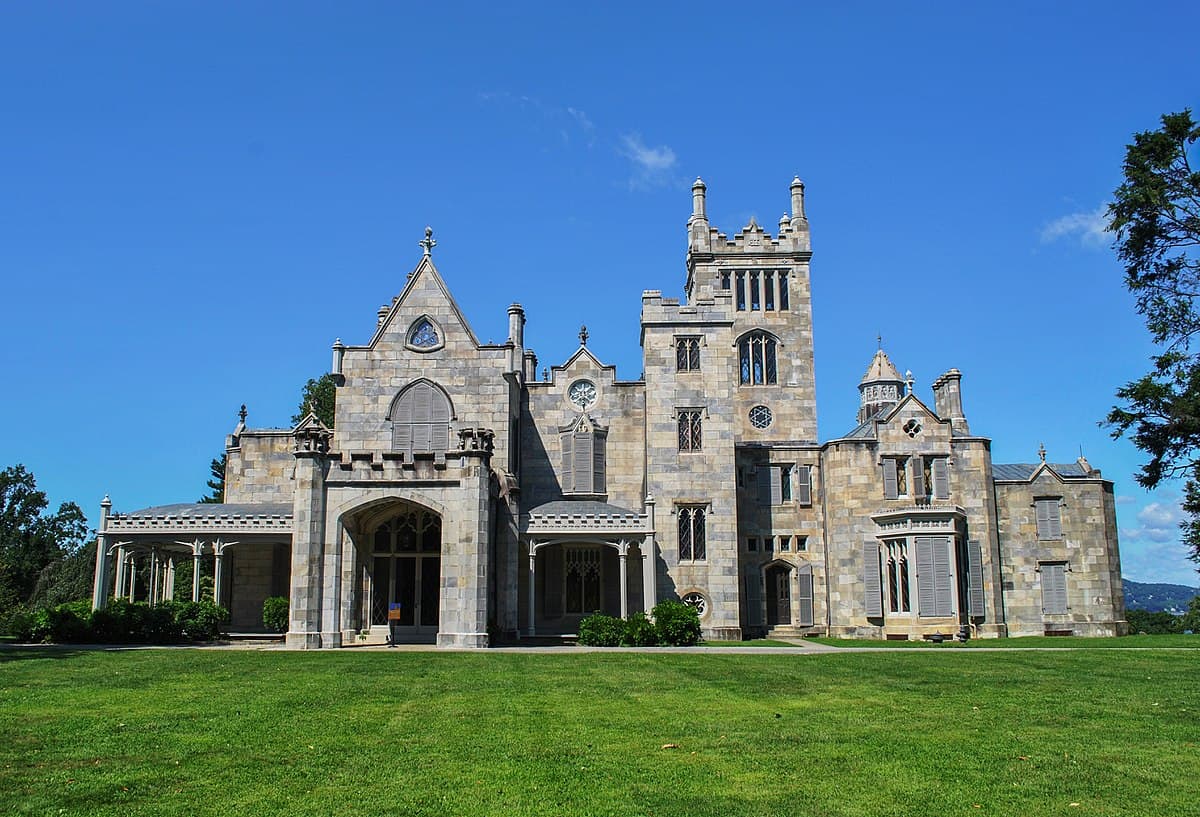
578, 612, 626, 646
653, 599, 702, 646
262, 596, 289, 633
0, 604, 36, 641
621, 611, 660, 646
174, 600, 229, 641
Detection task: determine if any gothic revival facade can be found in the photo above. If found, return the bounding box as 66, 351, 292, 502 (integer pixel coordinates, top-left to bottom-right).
90, 179, 1127, 646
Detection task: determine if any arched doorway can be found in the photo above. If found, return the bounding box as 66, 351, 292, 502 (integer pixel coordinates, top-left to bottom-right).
368, 505, 442, 641
765, 562, 793, 627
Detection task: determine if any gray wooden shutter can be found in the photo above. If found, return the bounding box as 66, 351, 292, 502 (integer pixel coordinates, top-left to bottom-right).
863, 541, 882, 617
770, 466, 783, 505
560, 432, 574, 492
1048, 500, 1063, 539
431, 389, 450, 452
1042, 563, 1067, 614
574, 432, 594, 493
911, 455, 925, 499
915, 536, 936, 616
593, 433, 606, 494
932, 457, 949, 500
797, 564, 814, 626
757, 467, 771, 506
412, 383, 433, 452
882, 458, 898, 500
796, 465, 812, 505
746, 568, 762, 626
933, 536, 953, 616
1035, 499, 1050, 538
392, 391, 413, 455
967, 539, 985, 618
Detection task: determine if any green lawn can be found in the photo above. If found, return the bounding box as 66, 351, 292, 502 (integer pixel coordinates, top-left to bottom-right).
811, 634, 1200, 649
1, 648, 1196, 816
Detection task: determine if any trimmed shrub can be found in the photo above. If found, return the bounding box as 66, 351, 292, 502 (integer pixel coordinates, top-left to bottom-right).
652, 599, 702, 646
174, 600, 229, 641
621, 611, 660, 647
262, 596, 289, 633
578, 612, 626, 646
0, 605, 36, 641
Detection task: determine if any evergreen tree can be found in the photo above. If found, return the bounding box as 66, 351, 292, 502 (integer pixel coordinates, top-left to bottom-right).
1106, 110, 1200, 569
292, 373, 337, 428
199, 454, 226, 504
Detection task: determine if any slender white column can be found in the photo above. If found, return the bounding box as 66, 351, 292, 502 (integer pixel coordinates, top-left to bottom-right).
113, 545, 127, 603
149, 550, 159, 605
126, 553, 137, 601
213, 551, 226, 606
192, 552, 202, 602
618, 542, 629, 619
165, 557, 176, 601
641, 539, 657, 613
526, 547, 537, 636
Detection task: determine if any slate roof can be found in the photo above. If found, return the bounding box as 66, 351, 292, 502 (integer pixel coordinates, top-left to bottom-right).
860, 348, 904, 384
992, 463, 1090, 481
527, 500, 641, 517
119, 503, 294, 518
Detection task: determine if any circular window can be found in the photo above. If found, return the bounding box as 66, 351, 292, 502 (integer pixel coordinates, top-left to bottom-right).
903, 418, 922, 438
681, 592, 708, 619
749, 405, 773, 429
568, 380, 597, 410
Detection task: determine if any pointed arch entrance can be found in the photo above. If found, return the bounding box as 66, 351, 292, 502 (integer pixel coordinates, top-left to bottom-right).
367, 503, 442, 642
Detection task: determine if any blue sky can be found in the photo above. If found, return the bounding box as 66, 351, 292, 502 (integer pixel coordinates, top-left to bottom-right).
2, 2, 1198, 584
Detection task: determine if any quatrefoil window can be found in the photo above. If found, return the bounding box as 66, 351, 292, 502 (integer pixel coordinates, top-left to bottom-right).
903, 418, 922, 438
409, 318, 440, 349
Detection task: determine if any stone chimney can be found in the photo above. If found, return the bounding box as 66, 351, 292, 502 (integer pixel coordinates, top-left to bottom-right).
931, 369, 969, 434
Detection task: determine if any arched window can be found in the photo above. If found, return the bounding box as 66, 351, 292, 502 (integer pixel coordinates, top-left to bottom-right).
738, 331, 778, 385
389, 381, 452, 457
406, 316, 444, 352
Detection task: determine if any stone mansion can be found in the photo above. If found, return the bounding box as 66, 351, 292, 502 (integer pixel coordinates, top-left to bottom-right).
90, 177, 1127, 646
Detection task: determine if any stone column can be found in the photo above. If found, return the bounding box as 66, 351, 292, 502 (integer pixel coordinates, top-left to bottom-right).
288, 419, 332, 649
126, 553, 137, 601
526, 547, 537, 636
149, 549, 160, 605
212, 547, 226, 606
114, 546, 127, 601
617, 541, 629, 619
436, 430, 494, 648
91, 496, 112, 610
642, 496, 657, 613
320, 523, 344, 648
339, 526, 360, 644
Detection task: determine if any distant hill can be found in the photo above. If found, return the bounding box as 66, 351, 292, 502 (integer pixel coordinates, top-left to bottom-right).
1123, 579, 1198, 614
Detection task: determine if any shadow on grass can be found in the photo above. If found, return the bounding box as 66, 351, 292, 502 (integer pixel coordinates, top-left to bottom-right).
0, 643, 154, 663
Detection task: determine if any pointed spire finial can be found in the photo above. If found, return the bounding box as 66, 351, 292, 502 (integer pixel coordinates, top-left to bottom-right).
238, 404, 248, 424
1038, 442, 1047, 463
877, 333, 882, 350
419, 226, 436, 258
904, 369, 914, 394
542, 366, 548, 382
579, 324, 589, 346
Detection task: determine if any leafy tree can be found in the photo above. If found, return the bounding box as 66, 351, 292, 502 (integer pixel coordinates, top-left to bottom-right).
198, 453, 226, 504
1125, 607, 1182, 635
1105, 110, 1200, 567
292, 373, 337, 428
0, 465, 90, 611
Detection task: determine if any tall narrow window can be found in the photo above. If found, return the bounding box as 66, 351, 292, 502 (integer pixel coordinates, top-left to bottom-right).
560, 417, 606, 494
678, 506, 707, 561
738, 332, 778, 385
779, 271, 789, 310
390, 381, 452, 457
1035, 498, 1063, 540
886, 540, 911, 614
720, 271, 731, 290
735, 271, 746, 311
1040, 562, 1068, 614
764, 271, 775, 310
678, 410, 703, 451
676, 337, 701, 372
750, 271, 761, 310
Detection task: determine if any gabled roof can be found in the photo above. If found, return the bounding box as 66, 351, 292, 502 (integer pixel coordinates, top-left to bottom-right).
860, 348, 904, 385
367, 253, 482, 349
992, 462, 1092, 482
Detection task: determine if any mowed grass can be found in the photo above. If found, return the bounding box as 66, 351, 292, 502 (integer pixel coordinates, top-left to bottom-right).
1, 648, 1196, 817
811, 633, 1200, 649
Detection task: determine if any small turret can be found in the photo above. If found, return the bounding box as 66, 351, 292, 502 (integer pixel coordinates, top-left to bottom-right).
790, 176, 807, 226
858, 346, 905, 424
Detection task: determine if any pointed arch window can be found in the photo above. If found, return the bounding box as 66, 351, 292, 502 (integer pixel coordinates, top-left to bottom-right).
738, 331, 778, 385
406, 316, 444, 352
390, 380, 452, 457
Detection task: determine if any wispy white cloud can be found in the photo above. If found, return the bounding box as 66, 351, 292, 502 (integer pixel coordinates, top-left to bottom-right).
1040, 204, 1110, 249
617, 133, 677, 190
478, 91, 596, 146
1118, 490, 1199, 584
